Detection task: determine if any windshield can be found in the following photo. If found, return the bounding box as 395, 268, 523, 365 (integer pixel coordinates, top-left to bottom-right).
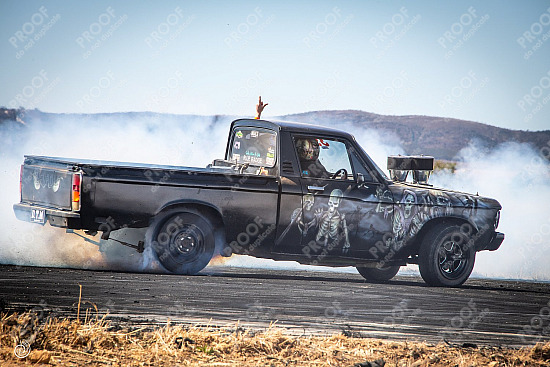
358, 144, 389, 181
228, 127, 277, 168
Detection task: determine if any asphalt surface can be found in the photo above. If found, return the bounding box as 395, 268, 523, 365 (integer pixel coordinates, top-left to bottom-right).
1, 264, 549, 347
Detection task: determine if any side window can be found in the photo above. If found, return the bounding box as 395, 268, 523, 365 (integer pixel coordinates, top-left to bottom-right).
350, 150, 374, 182
294, 137, 353, 179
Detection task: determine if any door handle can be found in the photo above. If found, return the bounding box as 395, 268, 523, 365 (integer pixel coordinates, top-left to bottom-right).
307, 185, 326, 192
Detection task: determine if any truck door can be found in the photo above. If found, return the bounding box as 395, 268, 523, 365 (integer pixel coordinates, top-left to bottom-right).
273, 131, 305, 252
277, 135, 394, 261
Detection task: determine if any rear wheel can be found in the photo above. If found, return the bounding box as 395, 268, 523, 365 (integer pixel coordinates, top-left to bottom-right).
356, 265, 400, 282
418, 223, 475, 287
146, 209, 215, 275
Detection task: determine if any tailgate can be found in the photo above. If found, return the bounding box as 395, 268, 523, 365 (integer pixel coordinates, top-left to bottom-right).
21, 164, 76, 210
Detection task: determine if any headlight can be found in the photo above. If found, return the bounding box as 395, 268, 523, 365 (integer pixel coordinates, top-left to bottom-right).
494, 210, 500, 229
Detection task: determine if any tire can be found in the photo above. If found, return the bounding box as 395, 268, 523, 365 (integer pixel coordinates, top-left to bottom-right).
418, 223, 475, 287
356, 265, 400, 282
146, 209, 215, 275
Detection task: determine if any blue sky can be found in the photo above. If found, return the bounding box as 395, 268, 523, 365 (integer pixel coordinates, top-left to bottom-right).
1, 0, 549, 131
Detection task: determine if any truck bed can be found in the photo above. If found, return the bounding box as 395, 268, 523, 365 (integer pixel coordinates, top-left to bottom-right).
23, 155, 215, 174
15, 155, 280, 232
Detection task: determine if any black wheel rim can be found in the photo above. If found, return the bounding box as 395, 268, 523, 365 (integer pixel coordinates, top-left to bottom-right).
157, 218, 205, 264
437, 235, 468, 280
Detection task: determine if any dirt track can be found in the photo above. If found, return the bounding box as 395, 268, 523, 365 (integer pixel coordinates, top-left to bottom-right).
1, 264, 549, 347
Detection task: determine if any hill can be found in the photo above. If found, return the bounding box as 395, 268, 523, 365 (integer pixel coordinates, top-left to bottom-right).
281, 110, 550, 161
2, 108, 549, 161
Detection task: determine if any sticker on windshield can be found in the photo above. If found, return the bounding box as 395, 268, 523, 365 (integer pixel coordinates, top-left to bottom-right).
236, 131, 243, 139
251, 130, 259, 138
246, 150, 261, 158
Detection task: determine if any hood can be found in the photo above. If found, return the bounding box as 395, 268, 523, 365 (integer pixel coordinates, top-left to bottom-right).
389, 182, 502, 210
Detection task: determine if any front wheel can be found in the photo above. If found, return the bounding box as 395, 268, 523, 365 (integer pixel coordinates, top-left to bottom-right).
356, 265, 400, 282
418, 223, 475, 287
146, 209, 215, 275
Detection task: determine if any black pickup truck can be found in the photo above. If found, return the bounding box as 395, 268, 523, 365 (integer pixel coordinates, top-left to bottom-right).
14, 118, 504, 286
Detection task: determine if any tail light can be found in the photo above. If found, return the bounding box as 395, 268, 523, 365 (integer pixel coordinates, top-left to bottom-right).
72, 173, 82, 211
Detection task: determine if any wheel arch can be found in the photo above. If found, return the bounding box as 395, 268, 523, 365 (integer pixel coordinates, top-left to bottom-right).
407, 215, 478, 256
154, 200, 226, 255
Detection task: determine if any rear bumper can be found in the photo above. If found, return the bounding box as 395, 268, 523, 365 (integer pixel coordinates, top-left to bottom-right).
13, 202, 80, 228
479, 231, 505, 252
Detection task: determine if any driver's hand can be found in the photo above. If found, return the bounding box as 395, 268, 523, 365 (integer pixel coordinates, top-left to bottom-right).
255, 96, 268, 119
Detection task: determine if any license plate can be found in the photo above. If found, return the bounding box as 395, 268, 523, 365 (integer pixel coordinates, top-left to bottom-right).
30, 209, 46, 224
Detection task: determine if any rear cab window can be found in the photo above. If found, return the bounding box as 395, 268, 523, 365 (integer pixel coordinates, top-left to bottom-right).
228, 127, 278, 175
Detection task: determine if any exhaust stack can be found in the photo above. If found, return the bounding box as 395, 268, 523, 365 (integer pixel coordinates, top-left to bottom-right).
387, 155, 434, 185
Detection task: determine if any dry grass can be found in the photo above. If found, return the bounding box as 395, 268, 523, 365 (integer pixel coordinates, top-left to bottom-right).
433, 160, 458, 173
1, 311, 549, 366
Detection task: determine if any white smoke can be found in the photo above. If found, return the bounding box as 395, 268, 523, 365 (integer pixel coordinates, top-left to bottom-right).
0, 112, 230, 271
431, 141, 550, 281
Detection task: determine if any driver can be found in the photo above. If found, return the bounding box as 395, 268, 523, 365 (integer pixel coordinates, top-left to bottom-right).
295, 138, 330, 178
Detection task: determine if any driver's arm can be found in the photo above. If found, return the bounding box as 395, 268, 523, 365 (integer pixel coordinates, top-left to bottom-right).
255, 96, 268, 119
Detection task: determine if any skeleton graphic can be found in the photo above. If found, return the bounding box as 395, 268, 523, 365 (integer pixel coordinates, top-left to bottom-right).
409, 210, 430, 238
430, 190, 453, 217
316, 189, 351, 252
401, 190, 417, 219
392, 190, 418, 243
459, 195, 477, 217
375, 186, 393, 219
291, 193, 317, 236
